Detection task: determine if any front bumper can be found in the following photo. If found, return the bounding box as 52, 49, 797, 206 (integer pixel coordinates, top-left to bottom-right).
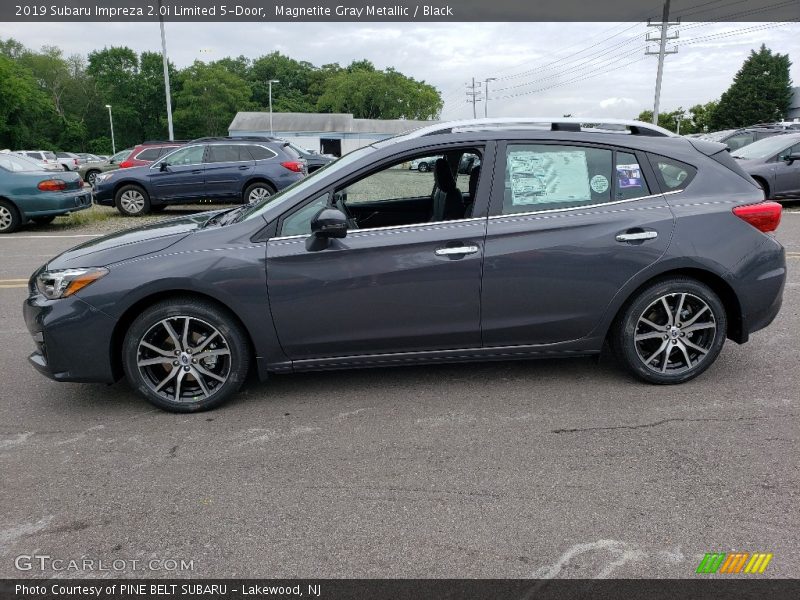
23, 291, 119, 383
91, 182, 115, 205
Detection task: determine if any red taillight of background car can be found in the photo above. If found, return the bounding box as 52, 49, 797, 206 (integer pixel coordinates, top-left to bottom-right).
119, 160, 133, 168
280, 161, 304, 173
732, 201, 782, 233
37, 179, 67, 191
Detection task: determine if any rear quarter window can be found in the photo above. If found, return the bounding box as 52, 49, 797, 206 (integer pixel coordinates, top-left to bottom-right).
247, 145, 278, 161
135, 148, 163, 161
647, 154, 697, 191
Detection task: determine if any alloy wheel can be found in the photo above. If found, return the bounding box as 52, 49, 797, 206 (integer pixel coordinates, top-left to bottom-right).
120, 190, 145, 214
0, 206, 12, 231
633, 292, 717, 375
247, 187, 271, 203
136, 316, 232, 403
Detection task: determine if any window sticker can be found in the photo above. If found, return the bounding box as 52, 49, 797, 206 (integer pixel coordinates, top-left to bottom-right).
590, 175, 609, 194
616, 163, 644, 189
508, 150, 590, 205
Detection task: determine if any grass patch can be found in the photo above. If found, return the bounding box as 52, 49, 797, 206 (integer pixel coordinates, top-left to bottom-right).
59, 205, 116, 227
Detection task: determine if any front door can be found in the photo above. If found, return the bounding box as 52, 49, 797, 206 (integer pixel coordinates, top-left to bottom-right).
481, 142, 674, 347
774, 143, 800, 198
266, 146, 493, 362
149, 144, 207, 201
203, 144, 256, 200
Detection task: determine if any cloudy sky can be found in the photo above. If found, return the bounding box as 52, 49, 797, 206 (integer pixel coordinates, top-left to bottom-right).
4, 19, 799, 121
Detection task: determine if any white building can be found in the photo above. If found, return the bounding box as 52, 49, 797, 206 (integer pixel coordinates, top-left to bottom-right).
227, 112, 438, 156
788, 87, 800, 120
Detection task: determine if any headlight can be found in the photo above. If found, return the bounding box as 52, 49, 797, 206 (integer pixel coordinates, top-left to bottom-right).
35, 267, 109, 300
94, 173, 111, 183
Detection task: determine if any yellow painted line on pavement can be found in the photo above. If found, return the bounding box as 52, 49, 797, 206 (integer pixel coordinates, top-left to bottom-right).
0, 278, 28, 289
0, 285, 27, 289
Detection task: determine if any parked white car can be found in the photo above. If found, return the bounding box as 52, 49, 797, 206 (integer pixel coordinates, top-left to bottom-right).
54, 151, 82, 170
15, 151, 63, 172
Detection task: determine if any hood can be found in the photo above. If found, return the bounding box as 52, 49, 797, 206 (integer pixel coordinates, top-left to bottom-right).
47, 212, 216, 269
732, 157, 766, 171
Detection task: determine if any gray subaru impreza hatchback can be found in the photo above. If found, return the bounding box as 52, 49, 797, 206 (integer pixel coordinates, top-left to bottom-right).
24, 118, 785, 412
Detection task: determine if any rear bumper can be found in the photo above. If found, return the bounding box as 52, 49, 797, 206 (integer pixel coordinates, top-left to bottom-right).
730, 236, 786, 342
17, 190, 93, 219
23, 292, 118, 383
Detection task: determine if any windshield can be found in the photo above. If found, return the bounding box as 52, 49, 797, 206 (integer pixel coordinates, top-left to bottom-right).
0, 153, 46, 172
111, 149, 133, 162
237, 145, 376, 223
731, 135, 796, 160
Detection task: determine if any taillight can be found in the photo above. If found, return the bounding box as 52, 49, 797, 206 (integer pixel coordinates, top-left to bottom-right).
37, 179, 67, 191
119, 160, 133, 168
280, 161, 304, 173
732, 201, 782, 233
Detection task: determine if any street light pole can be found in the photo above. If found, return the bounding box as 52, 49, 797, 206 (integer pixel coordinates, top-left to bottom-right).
105, 104, 115, 154
268, 79, 279, 136
484, 78, 497, 118
157, 0, 174, 140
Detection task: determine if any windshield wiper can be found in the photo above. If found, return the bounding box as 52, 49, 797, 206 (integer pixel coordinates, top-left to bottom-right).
201, 207, 239, 229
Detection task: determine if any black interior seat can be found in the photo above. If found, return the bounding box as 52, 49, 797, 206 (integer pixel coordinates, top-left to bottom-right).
464, 165, 481, 217
430, 158, 464, 222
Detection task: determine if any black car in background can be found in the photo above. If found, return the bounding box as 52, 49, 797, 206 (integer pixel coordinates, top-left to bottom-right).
25, 118, 785, 412
92, 137, 307, 215
284, 142, 335, 173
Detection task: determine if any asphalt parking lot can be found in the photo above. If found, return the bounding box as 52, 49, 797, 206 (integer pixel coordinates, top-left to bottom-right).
0, 208, 798, 579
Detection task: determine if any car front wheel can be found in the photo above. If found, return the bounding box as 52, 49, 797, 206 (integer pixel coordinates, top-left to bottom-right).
122, 298, 250, 412
115, 185, 151, 216
612, 278, 727, 384
418, 162, 430, 173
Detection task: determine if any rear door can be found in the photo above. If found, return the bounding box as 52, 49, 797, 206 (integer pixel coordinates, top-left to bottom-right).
203, 144, 256, 199
481, 141, 674, 347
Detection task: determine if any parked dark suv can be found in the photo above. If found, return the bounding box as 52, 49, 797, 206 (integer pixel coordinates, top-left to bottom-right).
25, 118, 785, 412
92, 137, 306, 215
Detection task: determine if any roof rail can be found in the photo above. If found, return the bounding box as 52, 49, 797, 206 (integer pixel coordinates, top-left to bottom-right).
140, 139, 189, 145
191, 135, 280, 142
408, 118, 677, 138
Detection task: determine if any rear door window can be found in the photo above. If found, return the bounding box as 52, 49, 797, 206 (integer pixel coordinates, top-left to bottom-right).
206, 145, 253, 163
614, 152, 650, 200
501, 144, 613, 214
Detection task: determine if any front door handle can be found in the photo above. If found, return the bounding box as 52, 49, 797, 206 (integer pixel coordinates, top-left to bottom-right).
616, 230, 658, 242
238, 165, 249, 170
435, 245, 479, 257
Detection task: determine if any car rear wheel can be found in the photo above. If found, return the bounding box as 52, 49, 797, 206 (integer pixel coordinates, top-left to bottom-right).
418, 162, 430, 173
612, 278, 727, 384
122, 298, 250, 412
115, 185, 151, 216
31, 215, 56, 225
0, 200, 21, 234
85, 170, 100, 186
243, 182, 276, 204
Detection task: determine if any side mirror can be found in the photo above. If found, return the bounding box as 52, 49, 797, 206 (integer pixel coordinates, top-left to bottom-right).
311, 208, 348, 239
784, 153, 800, 165
159, 161, 169, 172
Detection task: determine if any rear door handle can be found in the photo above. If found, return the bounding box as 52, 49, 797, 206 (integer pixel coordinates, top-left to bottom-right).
238, 165, 249, 170
616, 230, 658, 242
435, 245, 479, 256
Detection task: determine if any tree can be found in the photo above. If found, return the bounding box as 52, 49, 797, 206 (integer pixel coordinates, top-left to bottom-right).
173, 61, 253, 138
635, 108, 694, 133
316, 62, 442, 119
0, 55, 57, 148
710, 44, 792, 129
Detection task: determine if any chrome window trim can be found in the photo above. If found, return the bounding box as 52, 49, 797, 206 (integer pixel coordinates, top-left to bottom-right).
488, 189, 684, 220
269, 216, 486, 243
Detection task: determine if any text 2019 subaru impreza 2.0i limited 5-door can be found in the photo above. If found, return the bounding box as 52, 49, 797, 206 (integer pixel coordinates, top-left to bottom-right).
23, 118, 786, 412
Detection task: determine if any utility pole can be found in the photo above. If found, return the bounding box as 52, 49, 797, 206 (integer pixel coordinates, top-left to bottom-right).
157, 0, 174, 141
465, 78, 483, 119
675, 112, 684, 135
645, 0, 679, 125
268, 79, 279, 135
484, 78, 497, 118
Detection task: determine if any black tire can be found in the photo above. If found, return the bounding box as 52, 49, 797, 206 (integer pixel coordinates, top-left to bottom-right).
85, 170, 100, 186
122, 298, 251, 412
612, 278, 727, 385
31, 215, 56, 225
243, 181, 276, 204
418, 162, 430, 173
115, 184, 151, 216
754, 178, 770, 200
0, 199, 22, 234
